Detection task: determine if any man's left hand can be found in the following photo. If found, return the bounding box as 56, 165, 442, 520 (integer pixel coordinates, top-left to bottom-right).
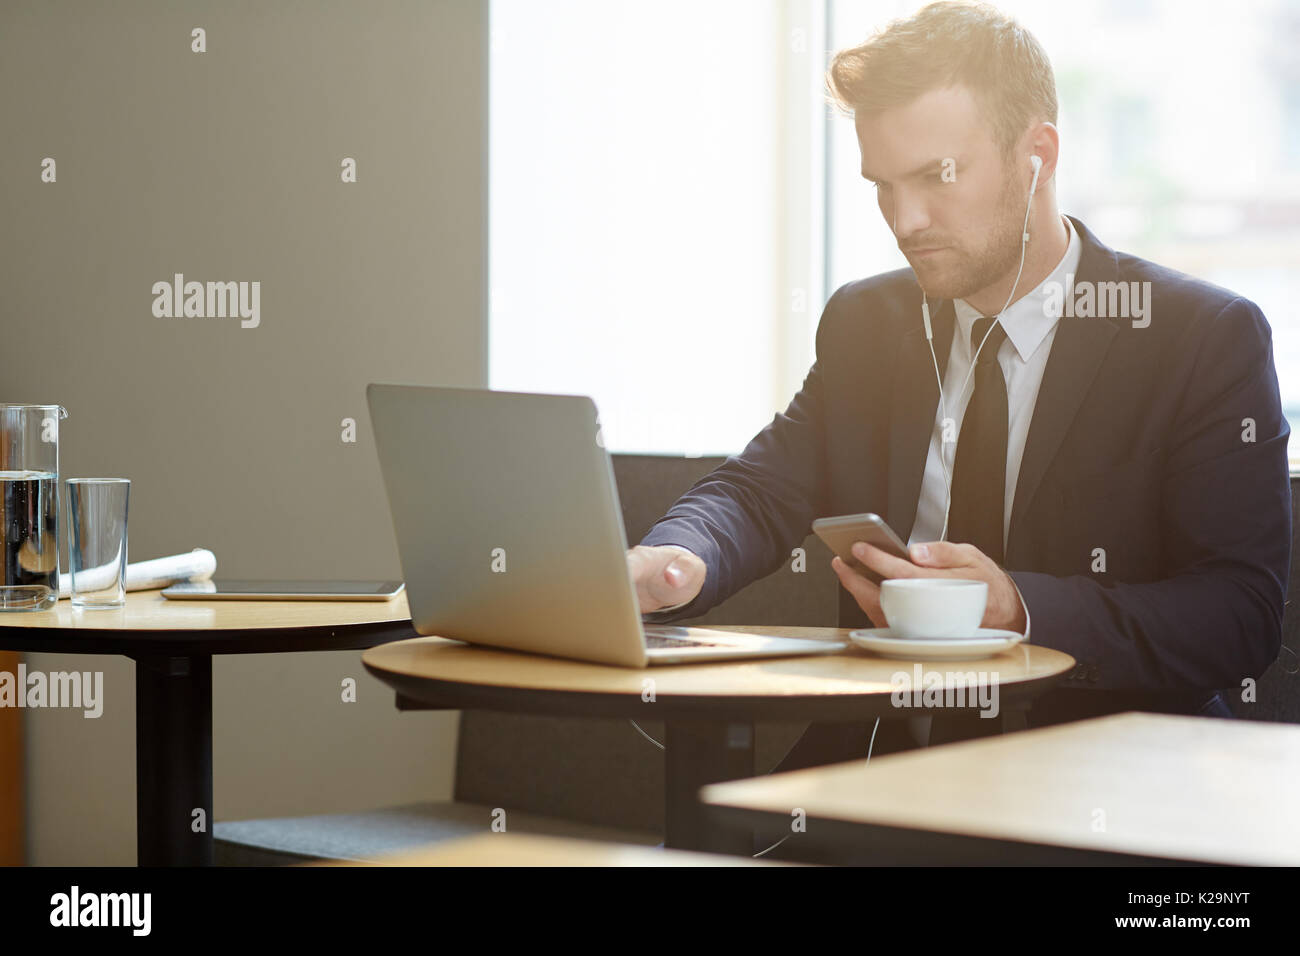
831, 540, 1028, 633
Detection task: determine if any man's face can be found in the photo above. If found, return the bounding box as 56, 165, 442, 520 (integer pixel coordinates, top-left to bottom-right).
855, 85, 1023, 301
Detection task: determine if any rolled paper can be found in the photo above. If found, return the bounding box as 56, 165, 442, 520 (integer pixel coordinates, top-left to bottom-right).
59, 548, 217, 600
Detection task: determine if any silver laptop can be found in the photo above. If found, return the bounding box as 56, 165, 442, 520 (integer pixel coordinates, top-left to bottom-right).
366, 383, 848, 666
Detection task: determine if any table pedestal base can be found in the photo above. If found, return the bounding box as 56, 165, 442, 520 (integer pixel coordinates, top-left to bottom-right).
134, 654, 213, 866
663, 719, 754, 855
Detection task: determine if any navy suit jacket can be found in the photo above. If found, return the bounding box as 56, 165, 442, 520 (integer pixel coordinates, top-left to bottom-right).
639, 216, 1291, 727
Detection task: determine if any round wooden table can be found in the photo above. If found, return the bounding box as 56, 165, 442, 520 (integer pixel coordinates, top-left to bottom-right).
363, 626, 1075, 853
0, 589, 417, 866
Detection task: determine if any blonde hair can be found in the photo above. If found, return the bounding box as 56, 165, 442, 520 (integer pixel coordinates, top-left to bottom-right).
827, 1, 1057, 156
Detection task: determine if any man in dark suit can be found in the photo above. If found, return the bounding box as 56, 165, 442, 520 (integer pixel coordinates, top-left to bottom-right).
625, 1, 1290, 764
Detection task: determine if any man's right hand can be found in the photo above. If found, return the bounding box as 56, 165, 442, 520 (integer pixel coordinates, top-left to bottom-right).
626, 544, 706, 614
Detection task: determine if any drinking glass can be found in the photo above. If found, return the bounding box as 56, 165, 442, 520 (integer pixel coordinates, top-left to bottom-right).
66, 478, 130, 609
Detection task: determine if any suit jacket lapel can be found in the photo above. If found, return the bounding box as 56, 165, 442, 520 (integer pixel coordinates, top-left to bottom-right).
887, 297, 954, 540
1005, 216, 1121, 564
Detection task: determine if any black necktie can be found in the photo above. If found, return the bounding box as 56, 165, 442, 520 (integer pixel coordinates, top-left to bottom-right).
948, 316, 1008, 565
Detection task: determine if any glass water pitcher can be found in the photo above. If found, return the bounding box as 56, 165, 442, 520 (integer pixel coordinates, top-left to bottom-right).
0, 404, 67, 611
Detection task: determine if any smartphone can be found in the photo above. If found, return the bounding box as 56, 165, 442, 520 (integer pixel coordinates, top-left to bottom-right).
161, 580, 405, 601
811, 513, 911, 585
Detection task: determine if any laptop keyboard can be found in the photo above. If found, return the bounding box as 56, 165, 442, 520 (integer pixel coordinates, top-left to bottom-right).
645, 633, 721, 649
643, 625, 727, 649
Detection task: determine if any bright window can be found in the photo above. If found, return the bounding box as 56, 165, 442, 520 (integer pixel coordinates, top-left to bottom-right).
489, 0, 826, 455
493, 1, 1300, 459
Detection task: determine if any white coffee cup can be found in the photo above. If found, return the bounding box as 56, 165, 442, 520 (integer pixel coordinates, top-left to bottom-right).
879, 578, 987, 639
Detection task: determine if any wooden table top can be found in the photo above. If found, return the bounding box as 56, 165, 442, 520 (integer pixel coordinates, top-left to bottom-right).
362, 626, 1074, 721
701, 711, 1300, 866
312, 832, 791, 867
0, 589, 417, 655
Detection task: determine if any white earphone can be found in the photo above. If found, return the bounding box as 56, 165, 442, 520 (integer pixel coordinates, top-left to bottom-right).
921, 153, 1042, 541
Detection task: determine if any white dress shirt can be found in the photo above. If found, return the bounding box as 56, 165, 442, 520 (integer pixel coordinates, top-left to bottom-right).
910, 214, 1080, 551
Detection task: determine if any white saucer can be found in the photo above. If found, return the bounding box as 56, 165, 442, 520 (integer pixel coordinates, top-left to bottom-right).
848, 628, 1026, 661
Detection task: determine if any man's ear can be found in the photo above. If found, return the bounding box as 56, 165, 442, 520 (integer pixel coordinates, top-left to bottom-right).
1025, 121, 1060, 184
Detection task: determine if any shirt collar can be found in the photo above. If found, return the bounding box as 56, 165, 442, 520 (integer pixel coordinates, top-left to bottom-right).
952, 214, 1081, 363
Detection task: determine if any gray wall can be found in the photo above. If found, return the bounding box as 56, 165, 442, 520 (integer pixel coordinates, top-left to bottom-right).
0, 0, 487, 864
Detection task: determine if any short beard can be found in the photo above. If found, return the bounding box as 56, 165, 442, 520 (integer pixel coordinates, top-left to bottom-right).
913, 162, 1025, 302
